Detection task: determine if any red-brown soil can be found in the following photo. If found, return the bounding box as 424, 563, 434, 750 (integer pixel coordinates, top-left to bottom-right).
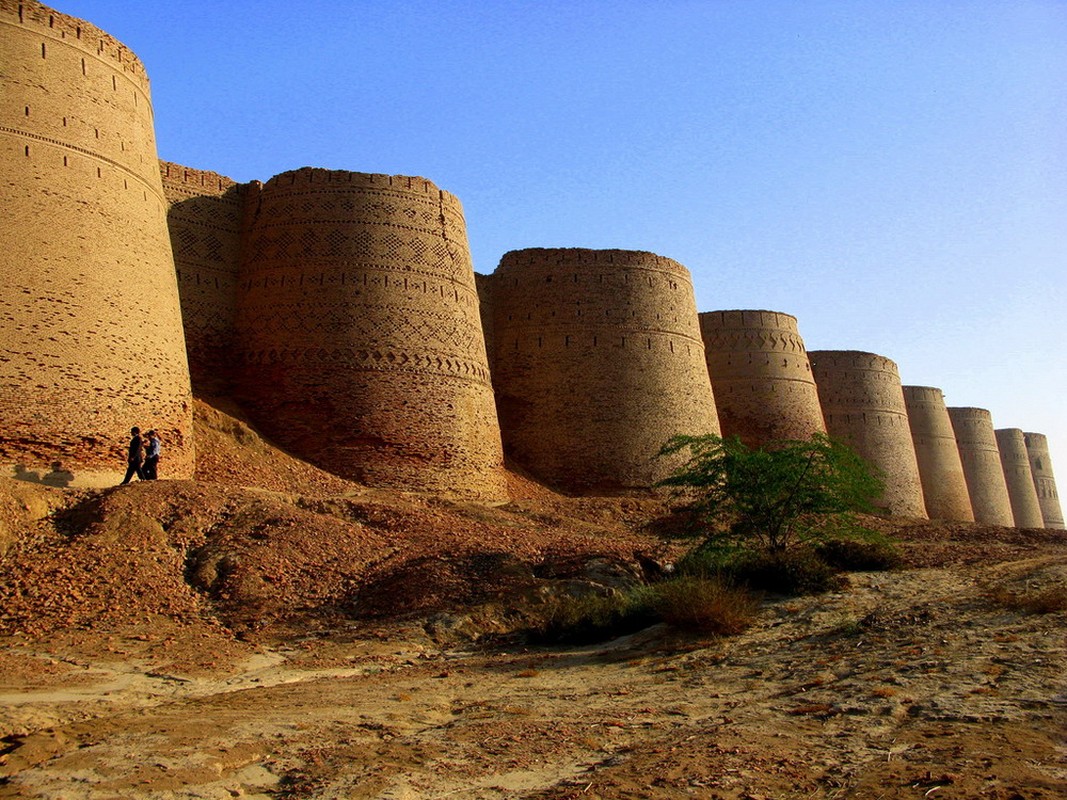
0, 398, 1064, 798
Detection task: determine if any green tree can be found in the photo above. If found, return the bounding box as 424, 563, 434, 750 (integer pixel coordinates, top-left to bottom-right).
657, 433, 885, 556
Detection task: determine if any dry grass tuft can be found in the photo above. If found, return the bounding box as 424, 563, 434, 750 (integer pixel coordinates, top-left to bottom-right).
650, 576, 759, 635
989, 586, 1067, 615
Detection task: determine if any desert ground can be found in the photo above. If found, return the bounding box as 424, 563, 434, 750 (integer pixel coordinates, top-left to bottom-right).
1, 399, 1065, 799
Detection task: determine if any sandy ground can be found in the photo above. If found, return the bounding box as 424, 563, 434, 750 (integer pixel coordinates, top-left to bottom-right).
1, 399, 1065, 798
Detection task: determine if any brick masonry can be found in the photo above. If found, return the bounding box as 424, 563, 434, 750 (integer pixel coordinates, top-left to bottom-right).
0, 0, 194, 483
809, 351, 927, 518
994, 428, 1045, 528
1024, 432, 1065, 529
485, 248, 720, 492
947, 408, 1014, 527
699, 309, 825, 447
902, 386, 974, 522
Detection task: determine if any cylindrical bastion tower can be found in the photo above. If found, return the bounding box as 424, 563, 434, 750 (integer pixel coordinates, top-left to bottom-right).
994, 428, 1045, 528
947, 408, 1013, 527
809, 351, 926, 518
1024, 432, 1065, 529
698, 309, 825, 447
0, 0, 194, 483
488, 248, 720, 492
901, 386, 974, 522
235, 168, 506, 501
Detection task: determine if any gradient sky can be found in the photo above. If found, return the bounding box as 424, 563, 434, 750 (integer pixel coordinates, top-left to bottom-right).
60, 0, 1067, 467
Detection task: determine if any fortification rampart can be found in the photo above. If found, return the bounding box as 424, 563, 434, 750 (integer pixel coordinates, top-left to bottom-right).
160, 161, 247, 396
698, 309, 825, 446
0, 0, 193, 482
946, 408, 1013, 526
235, 167, 506, 500
809, 351, 926, 518
994, 428, 1044, 528
1024, 432, 1065, 529
901, 386, 974, 522
486, 248, 719, 492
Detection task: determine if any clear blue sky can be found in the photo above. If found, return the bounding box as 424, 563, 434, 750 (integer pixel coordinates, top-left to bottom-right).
62, 1, 1067, 468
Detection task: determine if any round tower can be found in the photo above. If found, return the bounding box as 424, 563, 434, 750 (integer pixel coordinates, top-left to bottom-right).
946, 408, 1013, 527
698, 309, 825, 447
901, 386, 974, 522
994, 428, 1045, 528
0, 1, 194, 483
235, 168, 506, 501
1023, 432, 1065, 529
809, 351, 926, 518
488, 248, 719, 493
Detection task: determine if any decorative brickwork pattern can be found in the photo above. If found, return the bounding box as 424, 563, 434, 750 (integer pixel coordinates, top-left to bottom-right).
947, 408, 1013, 527
902, 386, 974, 522
699, 309, 825, 447
160, 161, 246, 396
994, 428, 1044, 528
0, 0, 193, 481
487, 248, 720, 492
809, 352, 926, 518
235, 168, 506, 500
1023, 432, 1065, 529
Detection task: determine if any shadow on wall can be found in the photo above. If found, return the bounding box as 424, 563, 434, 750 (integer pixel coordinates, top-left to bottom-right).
11, 462, 74, 488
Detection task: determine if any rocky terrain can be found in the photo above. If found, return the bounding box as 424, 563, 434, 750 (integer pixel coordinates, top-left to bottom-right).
0, 399, 1064, 799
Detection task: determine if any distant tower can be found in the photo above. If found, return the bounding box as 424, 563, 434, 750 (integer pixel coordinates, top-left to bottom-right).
809, 351, 926, 518
160, 162, 248, 396
994, 428, 1045, 528
947, 408, 1013, 526
487, 248, 720, 492
902, 387, 974, 522
235, 168, 506, 501
698, 309, 825, 447
1023, 432, 1065, 529
0, 1, 194, 482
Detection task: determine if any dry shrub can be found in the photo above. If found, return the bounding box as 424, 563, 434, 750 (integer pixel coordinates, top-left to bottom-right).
649, 576, 758, 635
532, 590, 657, 645
990, 586, 1067, 615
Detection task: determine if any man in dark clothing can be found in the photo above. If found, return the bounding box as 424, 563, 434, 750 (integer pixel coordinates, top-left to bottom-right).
120, 426, 144, 484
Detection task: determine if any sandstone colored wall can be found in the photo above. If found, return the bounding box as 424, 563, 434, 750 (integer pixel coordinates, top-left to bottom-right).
1024, 432, 1065, 529
698, 309, 825, 447
0, 0, 194, 482
809, 351, 926, 518
235, 168, 506, 500
946, 408, 1013, 527
901, 386, 974, 522
160, 161, 246, 396
994, 428, 1044, 528
487, 248, 720, 492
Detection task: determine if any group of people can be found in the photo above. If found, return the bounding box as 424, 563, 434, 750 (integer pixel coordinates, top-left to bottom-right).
120, 426, 162, 484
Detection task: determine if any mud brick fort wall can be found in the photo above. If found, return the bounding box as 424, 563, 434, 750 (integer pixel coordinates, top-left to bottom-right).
159, 161, 247, 397
1024, 433, 1065, 529
901, 386, 974, 522
947, 408, 1014, 527
0, 0, 194, 481
2, 1, 1064, 515
994, 428, 1045, 528
485, 248, 720, 492
234, 168, 506, 500
809, 352, 927, 518
698, 310, 825, 447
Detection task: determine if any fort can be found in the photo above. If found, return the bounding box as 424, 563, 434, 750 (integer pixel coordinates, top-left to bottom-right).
0, 1, 1063, 526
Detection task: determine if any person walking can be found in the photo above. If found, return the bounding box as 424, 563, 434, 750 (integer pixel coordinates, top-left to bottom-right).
143, 430, 161, 480
120, 426, 144, 485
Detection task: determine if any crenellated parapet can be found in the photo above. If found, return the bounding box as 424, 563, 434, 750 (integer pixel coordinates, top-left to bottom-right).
486, 248, 719, 492
699, 309, 825, 446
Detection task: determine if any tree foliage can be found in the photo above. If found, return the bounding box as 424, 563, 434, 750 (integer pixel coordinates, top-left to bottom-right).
658, 433, 885, 555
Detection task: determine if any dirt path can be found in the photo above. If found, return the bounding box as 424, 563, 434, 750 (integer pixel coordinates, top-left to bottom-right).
2, 558, 1064, 799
